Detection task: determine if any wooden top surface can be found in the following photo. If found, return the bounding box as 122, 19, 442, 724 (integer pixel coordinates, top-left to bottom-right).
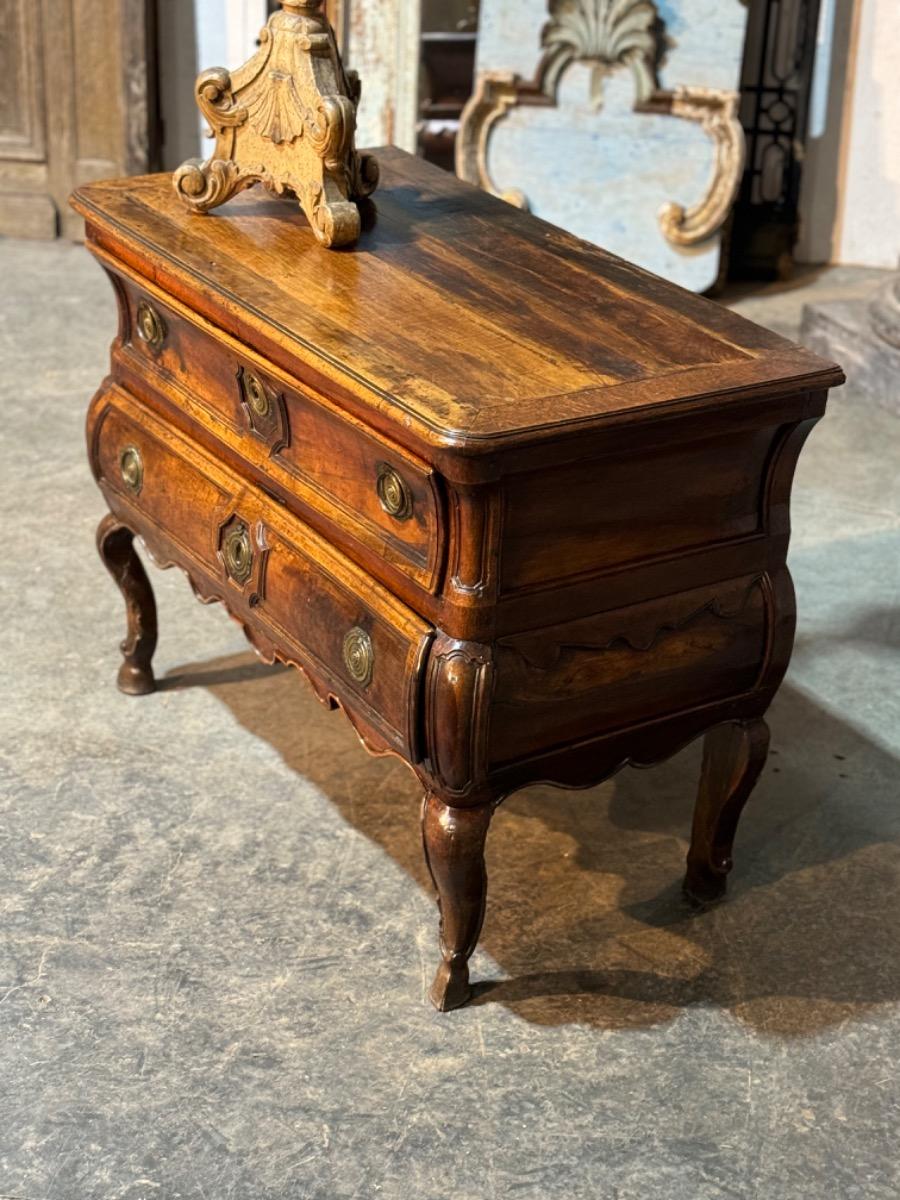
73, 147, 843, 449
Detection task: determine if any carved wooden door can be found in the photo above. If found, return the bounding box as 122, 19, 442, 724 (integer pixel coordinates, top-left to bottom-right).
0, 0, 156, 239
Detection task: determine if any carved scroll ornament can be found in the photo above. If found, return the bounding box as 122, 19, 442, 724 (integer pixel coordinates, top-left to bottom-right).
173, 0, 378, 248
456, 0, 745, 248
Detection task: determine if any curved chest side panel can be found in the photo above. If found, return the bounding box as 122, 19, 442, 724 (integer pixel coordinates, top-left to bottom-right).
489, 573, 777, 768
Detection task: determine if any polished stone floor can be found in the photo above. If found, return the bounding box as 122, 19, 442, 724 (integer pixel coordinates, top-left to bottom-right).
1, 243, 898, 1199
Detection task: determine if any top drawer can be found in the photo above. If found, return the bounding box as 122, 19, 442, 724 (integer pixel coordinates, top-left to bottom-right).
112, 272, 445, 593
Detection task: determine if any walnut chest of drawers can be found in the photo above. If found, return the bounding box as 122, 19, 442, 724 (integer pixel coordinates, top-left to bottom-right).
72, 149, 843, 1011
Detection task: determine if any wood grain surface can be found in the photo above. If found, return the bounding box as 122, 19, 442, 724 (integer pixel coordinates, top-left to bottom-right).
71, 148, 842, 451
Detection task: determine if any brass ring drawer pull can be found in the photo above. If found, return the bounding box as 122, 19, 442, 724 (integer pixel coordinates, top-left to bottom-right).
376, 463, 413, 521
136, 300, 166, 350
119, 445, 143, 494
343, 626, 374, 687
222, 521, 253, 584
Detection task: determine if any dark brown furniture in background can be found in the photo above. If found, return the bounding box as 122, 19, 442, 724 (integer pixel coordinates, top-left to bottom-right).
417, 30, 479, 172
416, 0, 479, 171
72, 149, 842, 1011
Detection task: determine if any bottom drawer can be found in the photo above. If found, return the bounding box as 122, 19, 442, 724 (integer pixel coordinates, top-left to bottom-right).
490, 576, 771, 766
88, 385, 433, 761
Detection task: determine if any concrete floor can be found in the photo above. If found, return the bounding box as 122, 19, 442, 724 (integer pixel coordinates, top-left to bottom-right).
1, 242, 899, 1200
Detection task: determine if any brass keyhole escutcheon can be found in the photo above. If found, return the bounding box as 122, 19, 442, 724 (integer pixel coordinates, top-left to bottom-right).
119, 445, 143, 495
343, 626, 374, 687
136, 300, 166, 351
376, 463, 413, 521
223, 522, 253, 585
245, 372, 270, 419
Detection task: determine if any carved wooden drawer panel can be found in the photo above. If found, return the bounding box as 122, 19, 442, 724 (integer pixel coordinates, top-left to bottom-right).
499, 428, 778, 594
88, 383, 434, 761
490, 575, 774, 766
113, 274, 445, 594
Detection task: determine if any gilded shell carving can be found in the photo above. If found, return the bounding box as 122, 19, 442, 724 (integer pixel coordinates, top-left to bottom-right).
245, 70, 308, 144
543, 0, 657, 66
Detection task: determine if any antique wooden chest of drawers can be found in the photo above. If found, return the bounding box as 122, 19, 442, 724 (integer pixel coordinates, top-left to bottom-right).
72, 148, 843, 1010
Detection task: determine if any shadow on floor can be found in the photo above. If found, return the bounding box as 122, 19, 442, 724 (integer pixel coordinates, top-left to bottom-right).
162, 649, 900, 1036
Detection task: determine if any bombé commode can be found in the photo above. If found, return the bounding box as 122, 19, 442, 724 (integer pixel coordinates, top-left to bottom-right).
73, 141, 842, 1010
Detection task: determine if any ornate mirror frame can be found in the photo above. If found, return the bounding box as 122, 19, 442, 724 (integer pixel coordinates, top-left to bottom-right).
456, 0, 746, 248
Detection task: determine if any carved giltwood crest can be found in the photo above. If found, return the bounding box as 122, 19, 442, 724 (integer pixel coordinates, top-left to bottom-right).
173, 0, 378, 249
457, 0, 745, 249
542, 0, 659, 106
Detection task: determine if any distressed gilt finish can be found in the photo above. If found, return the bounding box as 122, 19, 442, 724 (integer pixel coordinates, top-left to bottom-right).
457, 0, 745, 249
174, 0, 378, 248
72, 149, 842, 1011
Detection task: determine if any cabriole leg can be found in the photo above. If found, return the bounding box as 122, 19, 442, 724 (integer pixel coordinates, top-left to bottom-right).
96, 513, 158, 696
422, 792, 494, 1012
684, 717, 771, 905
